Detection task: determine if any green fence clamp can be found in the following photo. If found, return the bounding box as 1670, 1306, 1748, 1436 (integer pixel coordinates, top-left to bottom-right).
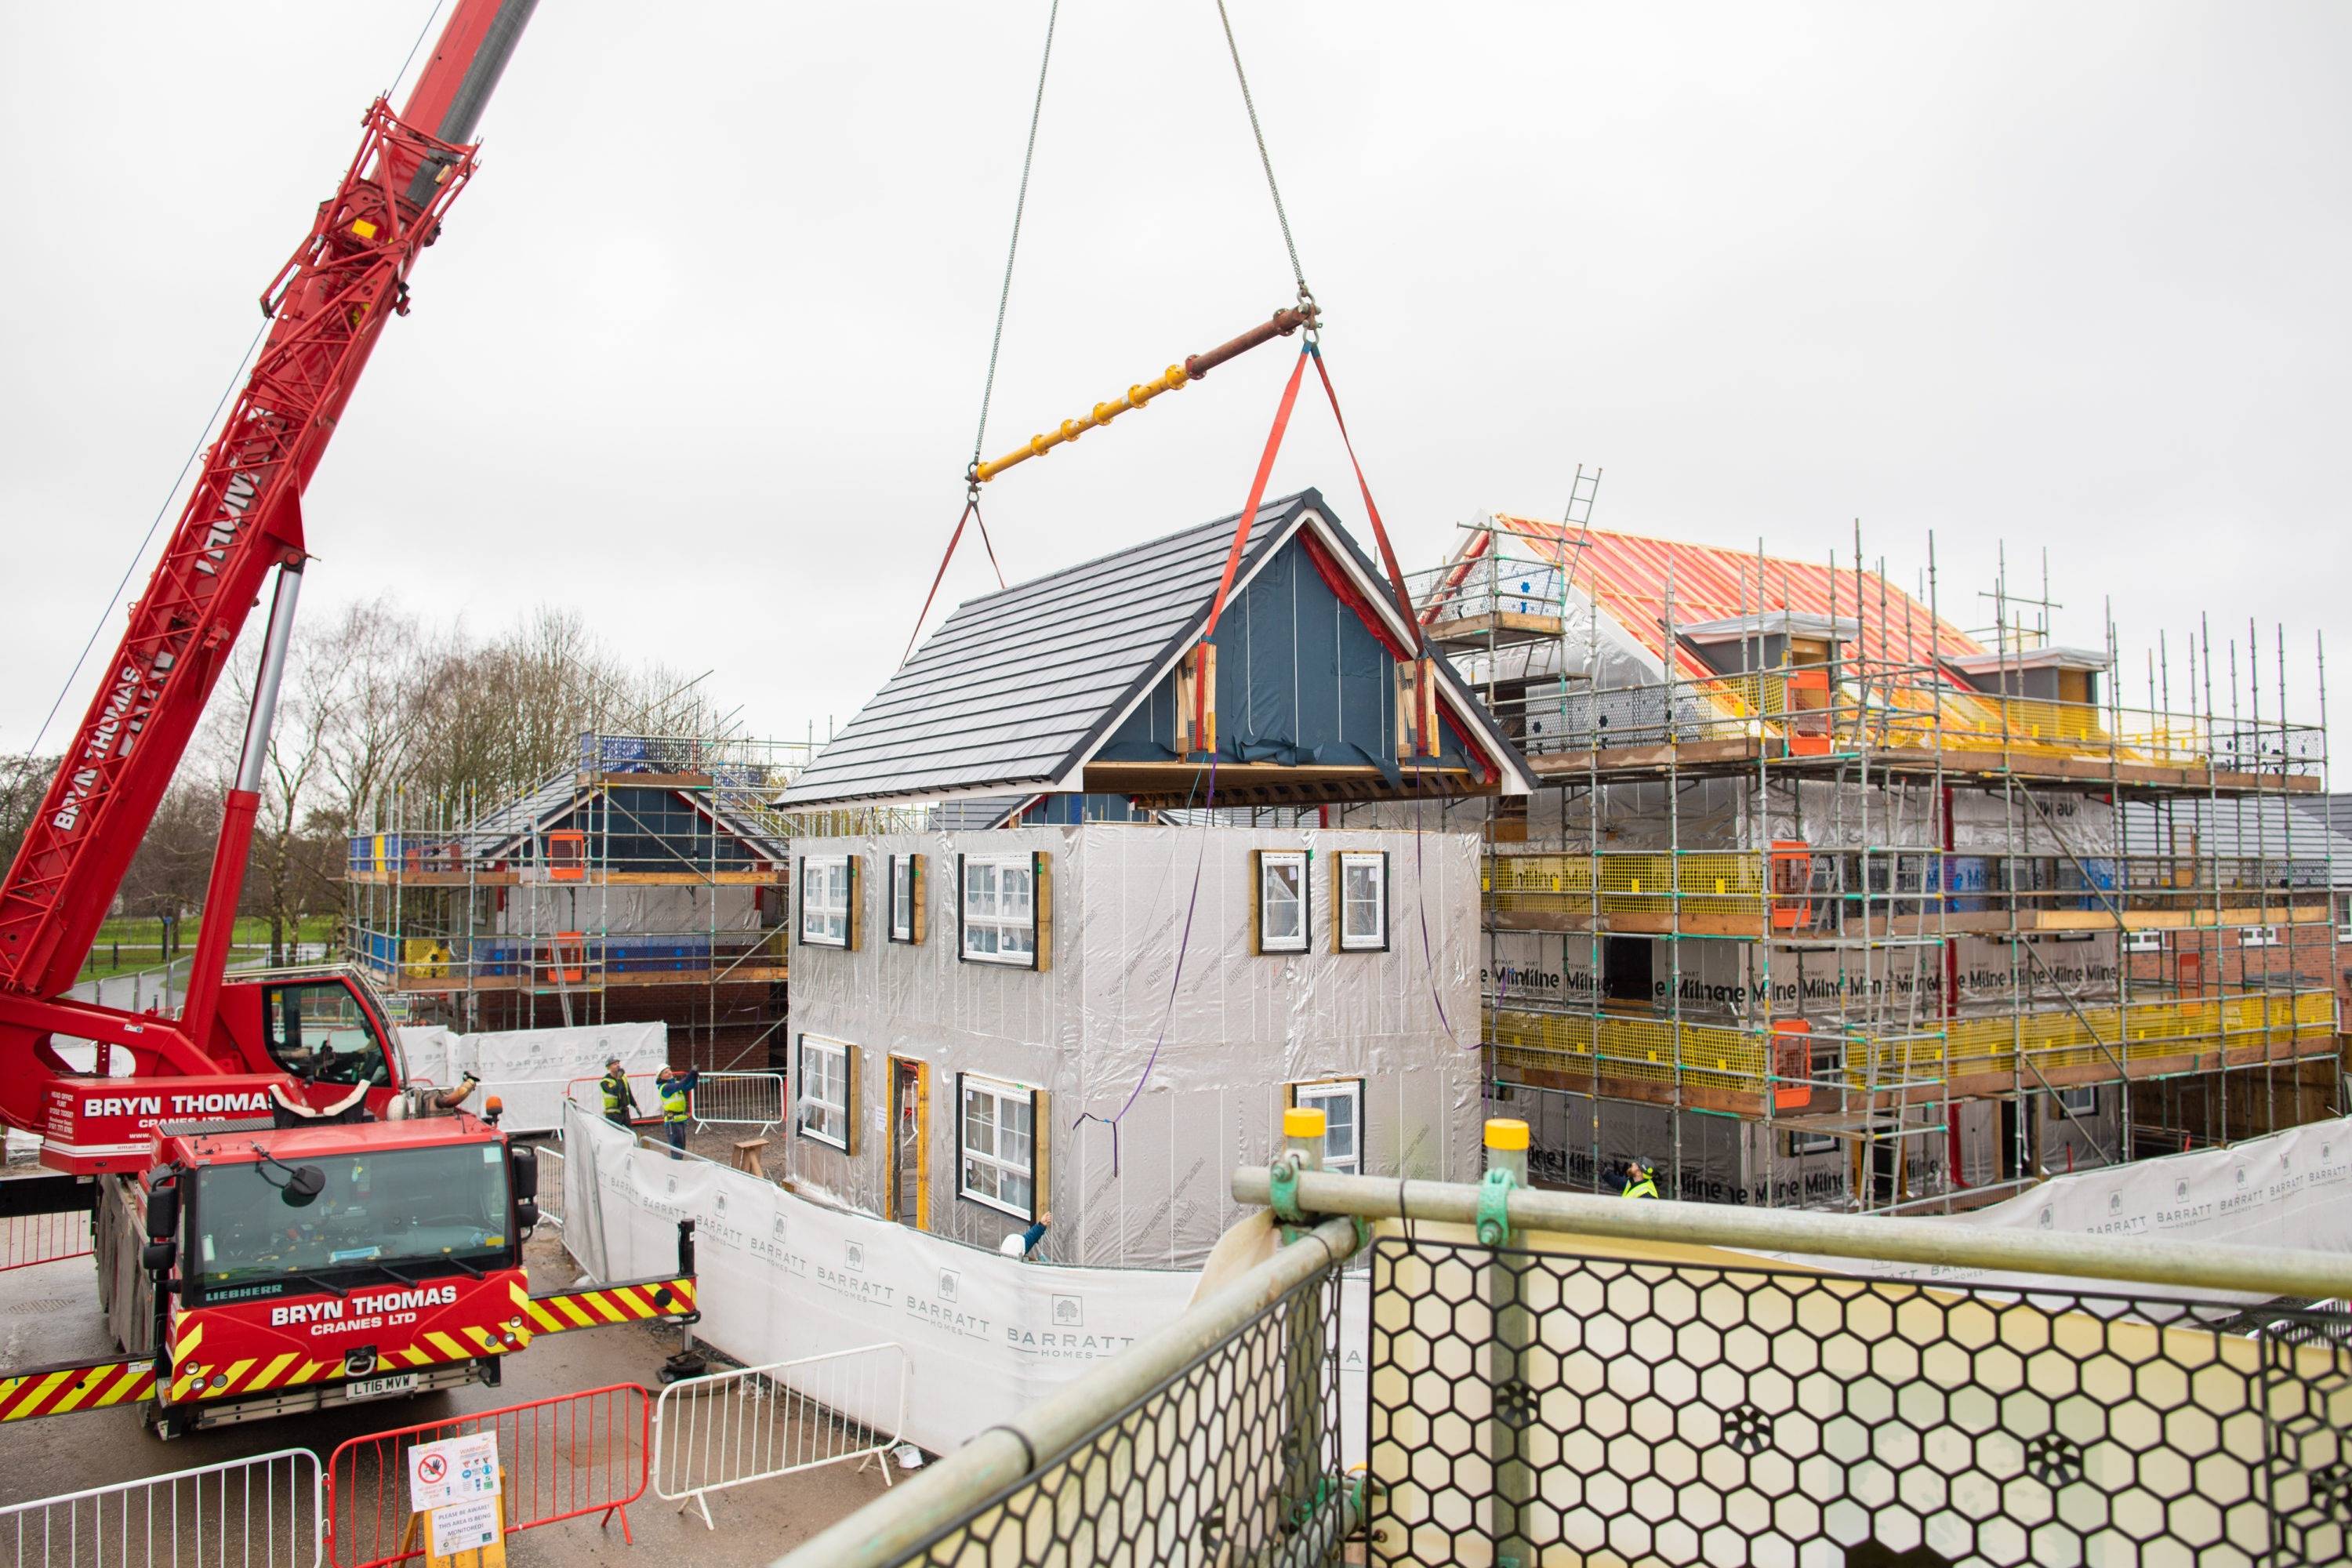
1476, 1166, 1517, 1247
1269, 1156, 1306, 1228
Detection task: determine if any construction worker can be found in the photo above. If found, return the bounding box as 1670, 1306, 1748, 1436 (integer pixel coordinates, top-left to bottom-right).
599, 1056, 637, 1130
1621, 1159, 1661, 1200
655, 1065, 700, 1159
998, 1210, 1052, 1260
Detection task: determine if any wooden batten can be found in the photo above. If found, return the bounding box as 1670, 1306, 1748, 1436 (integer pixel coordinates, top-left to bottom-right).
1175, 643, 1218, 757
1033, 851, 1052, 974
1395, 657, 1441, 760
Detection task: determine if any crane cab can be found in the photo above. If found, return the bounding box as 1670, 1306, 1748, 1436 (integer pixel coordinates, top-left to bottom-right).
38, 964, 416, 1175
212, 964, 411, 1105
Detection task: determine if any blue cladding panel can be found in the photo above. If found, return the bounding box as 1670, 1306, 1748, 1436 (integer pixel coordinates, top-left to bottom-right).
1100, 535, 1476, 775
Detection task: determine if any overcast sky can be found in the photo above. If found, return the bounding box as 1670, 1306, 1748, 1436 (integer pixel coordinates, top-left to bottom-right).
3, 2, 2346, 759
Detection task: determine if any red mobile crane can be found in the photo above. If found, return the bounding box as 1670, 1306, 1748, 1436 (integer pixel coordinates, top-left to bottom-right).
0, 0, 696, 1436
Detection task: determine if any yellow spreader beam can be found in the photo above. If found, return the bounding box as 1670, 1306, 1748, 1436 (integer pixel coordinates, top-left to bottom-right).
974, 305, 1316, 483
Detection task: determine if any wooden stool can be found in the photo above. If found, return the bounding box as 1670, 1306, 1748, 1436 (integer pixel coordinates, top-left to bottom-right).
731, 1138, 769, 1178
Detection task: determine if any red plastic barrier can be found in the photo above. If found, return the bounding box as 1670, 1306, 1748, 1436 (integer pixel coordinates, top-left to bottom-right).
0, 1209, 93, 1273
325, 1381, 651, 1568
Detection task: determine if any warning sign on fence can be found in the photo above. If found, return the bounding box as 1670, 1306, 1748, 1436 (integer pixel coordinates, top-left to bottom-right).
426, 1494, 502, 1559
407, 1432, 504, 1565
408, 1432, 499, 1512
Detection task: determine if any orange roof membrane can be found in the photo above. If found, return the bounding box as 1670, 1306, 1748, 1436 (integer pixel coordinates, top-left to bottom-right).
1481, 514, 1986, 684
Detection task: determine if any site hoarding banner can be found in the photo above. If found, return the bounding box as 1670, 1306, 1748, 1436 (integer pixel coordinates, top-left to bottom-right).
561, 1108, 1197, 1455
1762, 1114, 2352, 1303
402, 1022, 666, 1133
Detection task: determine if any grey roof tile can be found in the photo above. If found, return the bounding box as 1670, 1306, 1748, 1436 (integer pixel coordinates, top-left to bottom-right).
780, 492, 1316, 807
780, 489, 1536, 810
2119, 795, 2352, 891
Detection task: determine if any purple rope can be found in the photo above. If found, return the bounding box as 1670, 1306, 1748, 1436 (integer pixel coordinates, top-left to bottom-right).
1072, 755, 1218, 1174
1408, 751, 1461, 1044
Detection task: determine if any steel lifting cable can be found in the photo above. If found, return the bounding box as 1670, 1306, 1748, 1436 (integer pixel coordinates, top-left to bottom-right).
969, 0, 1061, 482
900, 2, 1059, 668
1215, 0, 1311, 311
964, 2, 1058, 517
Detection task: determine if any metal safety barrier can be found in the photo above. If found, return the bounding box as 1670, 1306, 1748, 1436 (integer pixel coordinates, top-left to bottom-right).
1365, 1236, 2352, 1566
653, 1342, 910, 1528
1, 1208, 93, 1274
688, 1070, 786, 1134
557, 1069, 783, 1138
783, 1160, 2352, 1568
780, 1214, 1360, 1568
325, 1382, 648, 1568
2, 1446, 322, 1568
533, 1145, 565, 1229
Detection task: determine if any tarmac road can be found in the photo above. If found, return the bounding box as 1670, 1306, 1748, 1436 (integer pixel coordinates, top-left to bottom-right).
0, 1218, 887, 1566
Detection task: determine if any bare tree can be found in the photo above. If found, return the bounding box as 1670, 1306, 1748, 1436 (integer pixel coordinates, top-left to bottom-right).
394, 607, 726, 814
0, 753, 60, 873
169, 594, 752, 961
318, 597, 422, 837
209, 606, 368, 964
118, 778, 224, 924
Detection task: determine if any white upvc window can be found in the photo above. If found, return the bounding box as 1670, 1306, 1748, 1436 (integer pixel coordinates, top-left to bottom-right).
959, 1074, 1037, 1218
2241, 925, 2281, 949
1257, 850, 1309, 954
889, 854, 919, 943
798, 1034, 851, 1149
1785, 1129, 1838, 1157
962, 855, 1036, 966
800, 855, 851, 948
1291, 1079, 1363, 1175
2055, 1084, 2098, 1116
2122, 930, 2164, 953
1338, 851, 1388, 953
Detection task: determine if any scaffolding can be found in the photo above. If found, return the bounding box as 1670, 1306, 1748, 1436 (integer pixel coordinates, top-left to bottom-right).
1410, 512, 2343, 1214
342, 732, 919, 1071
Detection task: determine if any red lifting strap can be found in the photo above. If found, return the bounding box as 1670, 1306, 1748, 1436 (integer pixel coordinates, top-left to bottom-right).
1199, 340, 1424, 673
1309, 343, 1421, 637
1202, 344, 1310, 644
902, 497, 1009, 670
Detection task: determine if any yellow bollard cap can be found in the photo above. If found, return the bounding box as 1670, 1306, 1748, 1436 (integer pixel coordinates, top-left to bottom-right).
1484, 1118, 1530, 1151
1283, 1106, 1328, 1138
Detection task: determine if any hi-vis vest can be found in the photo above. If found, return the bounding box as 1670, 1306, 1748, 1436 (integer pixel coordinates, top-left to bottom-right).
1621, 1171, 1660, 1200
661, 1082, 689, 1123
601, 1074, 629, 1115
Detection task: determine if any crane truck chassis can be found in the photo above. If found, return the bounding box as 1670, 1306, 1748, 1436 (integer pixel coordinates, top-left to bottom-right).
2, 1033, 699, 1437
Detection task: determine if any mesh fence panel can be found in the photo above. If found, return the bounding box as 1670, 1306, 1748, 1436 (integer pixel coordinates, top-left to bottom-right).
1367, 1235, 2352, 1567
901, 1265, 1349, 1568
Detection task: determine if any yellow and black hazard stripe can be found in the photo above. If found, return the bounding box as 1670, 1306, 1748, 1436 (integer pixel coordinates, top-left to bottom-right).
167, 1320, 350, 1403
165, 1319, 514, 1403
381, 1323, 512, 1373
0, 1356, 156, 1421
168, 1348, 378, 1402
517, 1275, 697, 1337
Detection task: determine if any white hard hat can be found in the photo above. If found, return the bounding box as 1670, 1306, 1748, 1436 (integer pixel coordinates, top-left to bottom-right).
997, 1232, 1026, 1258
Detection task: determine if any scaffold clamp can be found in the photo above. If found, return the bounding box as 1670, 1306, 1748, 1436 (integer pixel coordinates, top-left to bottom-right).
1268, 1152, 1306, 1229
1476, 1166, 1517, 1247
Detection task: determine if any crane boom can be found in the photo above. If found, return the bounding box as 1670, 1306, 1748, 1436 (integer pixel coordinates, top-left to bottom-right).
0, 0, 537, 1131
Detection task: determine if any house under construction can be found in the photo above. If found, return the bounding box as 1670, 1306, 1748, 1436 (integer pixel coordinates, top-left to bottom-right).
1409, 506, 2341, 1211
341, 733, 811, 1070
